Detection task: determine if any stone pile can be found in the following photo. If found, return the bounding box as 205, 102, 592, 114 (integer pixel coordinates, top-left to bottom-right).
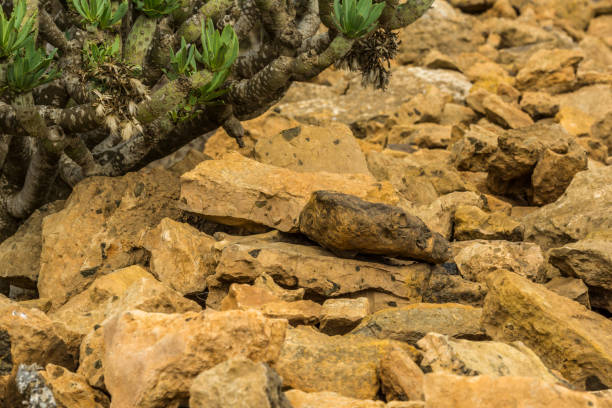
1, 0, 612, 406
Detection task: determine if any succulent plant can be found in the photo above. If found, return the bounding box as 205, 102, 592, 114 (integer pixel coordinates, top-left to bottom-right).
5, 37, 59, 93
83, 36, 121, 70
0, 0, 36, 58
196, 18, 239, 73
134, 0, 180, 19
166, 37, 198, 79
331, 0, 385, 39
71, 0, 128, 29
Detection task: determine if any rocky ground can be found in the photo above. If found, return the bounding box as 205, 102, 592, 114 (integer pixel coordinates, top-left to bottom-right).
1, 0, 612, 407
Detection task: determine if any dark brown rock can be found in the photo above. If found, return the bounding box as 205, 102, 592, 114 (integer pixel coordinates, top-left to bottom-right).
299, 191, 450, 264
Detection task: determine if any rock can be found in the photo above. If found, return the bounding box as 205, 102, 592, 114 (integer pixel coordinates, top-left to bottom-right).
548, 239, 612, 313
352, 291, 423, 313
38, 169, 183, 310
391, 124, 452, 149
516, 49, 584, 94
423, 50, 460, 71
555, 85, 612, 120
103, 309, 287, 408
482, 17, 558, 49
414, 192, 487, 239
204, 112, 299, 159
519, 92, 560, 120
394, 86, 450, 126
396, 1, 485, 63
576, 35, 612, 86
77, 326, 105, 390
592, 112, 612, 154
366, 150, 470, 205
189, 357, 292, 408
523, 166, 612, 249
439, 103, 477, 126
0, 201, 64, 293
180, 152, 400, 233
18, 298, 52, 313
299, 191, 450, 263
487, 124, 587, 205
254, 123, 370, 174
588, 15, 612, 48
423, 268, 488, 306
423, 373, 612, 408
450, 125, 499, 172
17, 364, 110, 408
220, 283, 279, 309
555, 106, 597, 138
453, 205, 524, 242
319, 297, 369, 335
380, 346, 425, 401
351, 303, 486, 345
285, 390, 385, 408
0, 296, 78, 406
448, 0, 495, 12
577, 137, 609, 163
209, 239, 432, 308
548, 239, 612, 291
545, 277, 590, 308
530, 142, 589, 206
273, 326, 418, 400
220, 284, 321, 325
454, 240, 546, 283
482, 93, 534, 129
141, 218, 217, 295
417, 333, 563, 383
49, 265, 201, 336
275, 67, 472, 126
386, 403, 425, 408
482, 270, 612, 389
253, 273, 304, 301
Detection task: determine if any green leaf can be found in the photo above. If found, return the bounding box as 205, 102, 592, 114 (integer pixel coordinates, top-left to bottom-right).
331, 0, 385, 38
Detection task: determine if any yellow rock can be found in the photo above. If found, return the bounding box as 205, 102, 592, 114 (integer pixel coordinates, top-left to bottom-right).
483, 271, 612, 389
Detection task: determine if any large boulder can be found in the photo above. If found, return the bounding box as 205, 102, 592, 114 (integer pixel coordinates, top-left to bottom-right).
102, 309, 287, 408
38, 169, 183, 310
482, 271, 612, 389
49, 265, 201, 337
180, 152, 400, 233
273, 326, 418, 400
